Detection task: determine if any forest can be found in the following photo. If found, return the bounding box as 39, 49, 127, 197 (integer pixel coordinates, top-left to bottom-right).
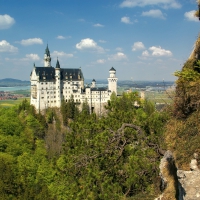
0, 92, 168, 200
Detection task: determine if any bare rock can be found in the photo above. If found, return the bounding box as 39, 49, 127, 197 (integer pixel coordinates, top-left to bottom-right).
177, 154, 200, 200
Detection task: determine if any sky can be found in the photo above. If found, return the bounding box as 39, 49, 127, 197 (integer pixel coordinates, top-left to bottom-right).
0, 0, 200, 81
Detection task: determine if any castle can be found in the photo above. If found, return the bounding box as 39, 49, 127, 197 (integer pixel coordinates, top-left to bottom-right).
30, 45, 118, 114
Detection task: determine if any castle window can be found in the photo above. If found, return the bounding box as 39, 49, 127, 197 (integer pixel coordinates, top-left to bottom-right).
46, 82, 47, 84
47, 96, 49, 98
48, 101, 49, 103
54, 100, 56, 103
54, 96, 56, 98
47, 92, 49, 94
41, 97, 44, 99
41, 83, 43, 85
41, 91, 44, 94
42, 88, 43, 90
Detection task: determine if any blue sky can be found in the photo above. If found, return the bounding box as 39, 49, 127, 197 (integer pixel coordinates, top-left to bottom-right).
0, 0, 199, 81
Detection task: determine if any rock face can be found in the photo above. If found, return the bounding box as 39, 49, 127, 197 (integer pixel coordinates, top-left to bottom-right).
156, 152, 200, 200
159, 150, 174, 191
177, 153, 200, 200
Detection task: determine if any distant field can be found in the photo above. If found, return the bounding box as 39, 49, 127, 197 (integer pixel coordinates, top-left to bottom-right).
0, 98, 30, 107
145, 91, 174, 104
10, 89, 30, 96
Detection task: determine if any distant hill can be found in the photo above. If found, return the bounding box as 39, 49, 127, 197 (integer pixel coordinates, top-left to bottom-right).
0, 78, 174, 88
0, 78, 29, 87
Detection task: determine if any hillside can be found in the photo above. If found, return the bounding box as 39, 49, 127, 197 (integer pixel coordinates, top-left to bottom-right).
0, 78, 29, 87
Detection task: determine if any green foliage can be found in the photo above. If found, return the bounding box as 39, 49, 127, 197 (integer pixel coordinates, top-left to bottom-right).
174, 58, 200, 118
174, 68, 200, 82
51, 92, 167, 199
0, 94, 167, 199
0, 100, 53, 199
61, 95, 79, 125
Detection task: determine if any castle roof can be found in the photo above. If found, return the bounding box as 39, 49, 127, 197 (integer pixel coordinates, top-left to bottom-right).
33, 66, 83, 81
56, 59, 60, 68
91, 87, 107, 91
45, 45, 50, 57
35, 67, 55, 81
109, 67, 116, 71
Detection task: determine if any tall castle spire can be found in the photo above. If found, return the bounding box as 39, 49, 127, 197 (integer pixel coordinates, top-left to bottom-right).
44, 44, 51, 67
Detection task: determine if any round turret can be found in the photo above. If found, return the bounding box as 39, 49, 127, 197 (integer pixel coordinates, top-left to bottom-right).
108, 67, 118, 94
109, 67, 116, 78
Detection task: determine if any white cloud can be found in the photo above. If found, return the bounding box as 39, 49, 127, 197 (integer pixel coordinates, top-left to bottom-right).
149, 46, 172, 56
132, 42, 145, 51
142, 9, 165, 19
93, 23, 104, 27
0, 14, 15, 29
121, 16, 133, 24
108, 52, 127, 61
184, 10, 198, 22
120, 0, 181, 9
97, 59, 106, 64
18, 38, 43, 46
51, 51, 73, 58
21, 54, 40, 61
57, 35, 66, 39
142, 50, 150, 56
76, 38, 105, 53
0, 40, 18, 52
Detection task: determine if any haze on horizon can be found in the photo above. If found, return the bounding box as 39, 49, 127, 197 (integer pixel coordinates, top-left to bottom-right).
0, 0, 199, 81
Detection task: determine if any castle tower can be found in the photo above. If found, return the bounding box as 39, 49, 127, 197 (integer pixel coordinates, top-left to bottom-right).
55, 59, 61, 107
44, 45, 51, 67
91, 79, 96, 88
108, 67, 118, 95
